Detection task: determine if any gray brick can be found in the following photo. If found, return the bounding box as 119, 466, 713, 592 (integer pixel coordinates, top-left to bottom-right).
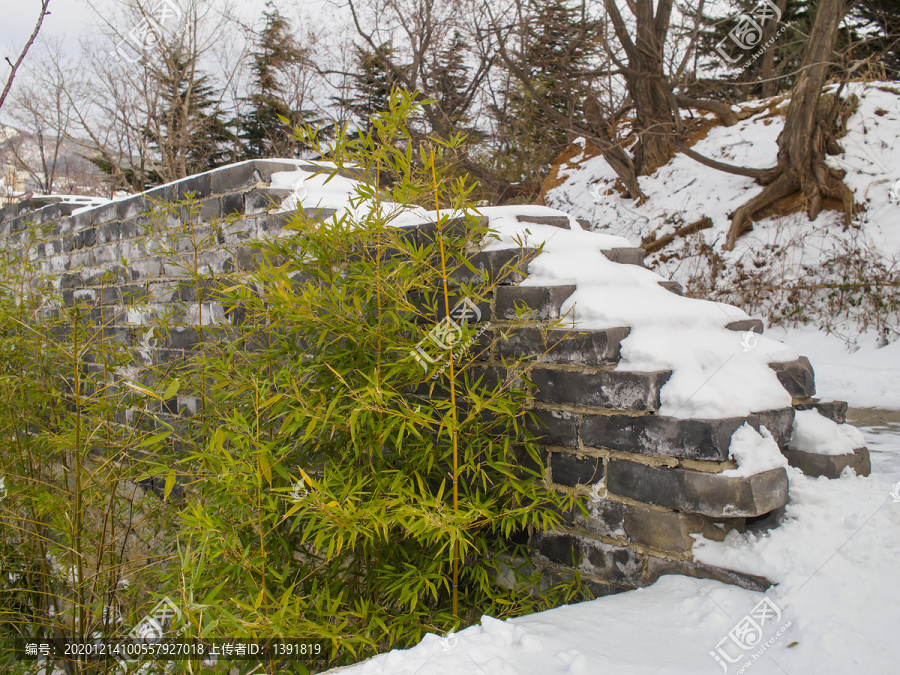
753, 408, 794, 450
575, 499, 626, 538
794, 400, 847, 424
769, 356, 816, 398
117, 196, 148, 221
579, 538, 643, 584
498, 326, 629, 366
601, 248, 646, 267
531, 532, 578, 566
495, 285, 576, 321
783, 445, 870, 479
646, 556, 772, 592
550, 451, 603, 486
91, 202, 119, 225
658, 280, 683, 295
726, 319, 764, 333
449, 247, 536, 286
529, 369, 671, 411
176, 173, 212, 200
515, 214, 570, 229
210, 160, 300, 194
607, 460, 789, 518
525, 408, 580, 447
244, 189, 293, 215
581, 413, 755, 460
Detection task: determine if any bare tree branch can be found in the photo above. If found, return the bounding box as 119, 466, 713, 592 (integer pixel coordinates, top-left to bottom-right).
0, 0, 51, 113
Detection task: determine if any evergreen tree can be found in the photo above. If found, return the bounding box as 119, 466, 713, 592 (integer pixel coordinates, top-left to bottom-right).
426, 31, 475, 135
337, 42, 410, 132
147, 52, 233, 176
492, 0, 600, 178
240, 2, 322, 159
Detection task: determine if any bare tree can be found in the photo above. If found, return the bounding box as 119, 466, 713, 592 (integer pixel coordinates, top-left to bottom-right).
63, 0, 245, 190
3, 39, 86, 194
725, 0, 856, 249
0, 0, 51, 114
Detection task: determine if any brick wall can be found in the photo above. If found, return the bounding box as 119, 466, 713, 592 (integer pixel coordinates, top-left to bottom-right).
0, 159, 871, 598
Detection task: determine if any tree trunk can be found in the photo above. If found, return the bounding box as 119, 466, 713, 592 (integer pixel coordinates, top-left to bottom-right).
761, 0, 789, 97
603, 0, 681, 175
725, 0, 855, 250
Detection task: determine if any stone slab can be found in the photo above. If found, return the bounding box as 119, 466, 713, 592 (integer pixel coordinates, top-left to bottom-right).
581, 413, 756, 460
606, 460, 789, 518
783, 445, 871, 479
498, 327, 629, 366
529, 369, 671, 412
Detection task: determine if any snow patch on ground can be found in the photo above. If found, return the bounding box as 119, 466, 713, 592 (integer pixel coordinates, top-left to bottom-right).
336, 438, 900, 675
772, 325, 900, 410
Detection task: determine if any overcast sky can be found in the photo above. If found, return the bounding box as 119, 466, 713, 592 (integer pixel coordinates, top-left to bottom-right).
2, 0, 282, 61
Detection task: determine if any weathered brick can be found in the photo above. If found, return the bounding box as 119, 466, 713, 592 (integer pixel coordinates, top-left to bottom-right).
410, 289, 491, 324
91, 202, 119, 225
449, 247, 536, 286
658, 280, 683, 295
793, 400, 847, 424
515, 214, 570, 229
244, 189, 293, 215
498, 326, 629, 366
524, 408, 580, 447
726, 319, 764, 333
622, 503, 740, 553
574, 498, 627, 538
495, 285, 576, 321
601, 248, 646, 267
646, 556, 772, 592
606, 460, 789, 518
753, 408, 794, 450
549, 451, 603, 486
530, 369, 671, 411
221, 192, 244, 217
769, 356, 816, 398
532, 532, 578, 566
176, 173, 212, 200
783, 445, 870, 479
581, 413, 755, 460
579, 538, 644, 584
117, 196, 148, 221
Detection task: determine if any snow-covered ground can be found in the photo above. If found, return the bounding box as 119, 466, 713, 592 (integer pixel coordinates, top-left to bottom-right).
326, 84, 900, 675
326, 320, 900, 675
545, 82, 900, 347
774, 326, 900, 411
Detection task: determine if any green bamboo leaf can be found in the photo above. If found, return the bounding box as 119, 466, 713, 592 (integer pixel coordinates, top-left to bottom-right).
163, 470, 176, 501
162, 378, 181, 400
259, 452, 272, 485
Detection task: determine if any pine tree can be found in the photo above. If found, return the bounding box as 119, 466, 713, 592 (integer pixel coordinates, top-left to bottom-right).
240, 2, 321, 159
492, 0, 599, 178
337, 42, 410, 132
147, 52, 233, 177
426, 31, 475, 136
